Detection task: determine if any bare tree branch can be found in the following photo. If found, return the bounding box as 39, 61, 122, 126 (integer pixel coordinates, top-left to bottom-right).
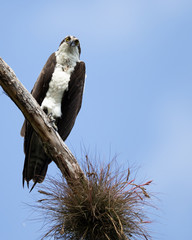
0, 57, 86, 185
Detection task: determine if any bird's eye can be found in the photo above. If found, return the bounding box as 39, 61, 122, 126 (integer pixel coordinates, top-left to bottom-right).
65, 36, 71, 42
74, 39, 79, 45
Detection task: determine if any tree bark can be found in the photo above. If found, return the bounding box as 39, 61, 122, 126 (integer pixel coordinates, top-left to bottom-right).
0, 57, 86, 185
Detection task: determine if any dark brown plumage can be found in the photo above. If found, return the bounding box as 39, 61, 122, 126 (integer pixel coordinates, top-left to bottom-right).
21, 37, 85, 190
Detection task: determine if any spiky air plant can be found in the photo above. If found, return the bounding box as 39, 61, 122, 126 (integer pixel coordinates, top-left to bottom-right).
36, 156, 153, 240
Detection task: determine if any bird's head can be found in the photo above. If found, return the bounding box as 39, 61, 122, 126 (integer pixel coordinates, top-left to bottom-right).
59, 35, 81, 56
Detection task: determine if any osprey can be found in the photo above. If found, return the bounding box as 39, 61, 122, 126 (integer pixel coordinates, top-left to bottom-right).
21, 36, 86, 190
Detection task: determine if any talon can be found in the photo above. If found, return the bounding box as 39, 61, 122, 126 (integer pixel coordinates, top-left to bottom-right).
48, 113, 58, 131
52, 122, 58, 131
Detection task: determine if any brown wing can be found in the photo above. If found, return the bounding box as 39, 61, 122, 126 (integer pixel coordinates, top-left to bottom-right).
57, 61, 86, 141
20, 53, 56, 137
22, 53, 56, 188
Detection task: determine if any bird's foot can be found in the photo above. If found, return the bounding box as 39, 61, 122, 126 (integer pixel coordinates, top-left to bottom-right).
48, 113, 58, 131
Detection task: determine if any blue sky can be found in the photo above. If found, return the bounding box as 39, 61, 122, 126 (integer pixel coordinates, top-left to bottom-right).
0, 0, 192, 239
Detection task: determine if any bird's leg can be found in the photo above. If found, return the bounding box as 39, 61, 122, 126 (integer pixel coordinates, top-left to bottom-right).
48, 113, 58, 131
42, 107, 58, 131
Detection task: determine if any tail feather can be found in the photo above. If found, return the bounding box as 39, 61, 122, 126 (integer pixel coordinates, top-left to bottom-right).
23, 131, 51, 190
29, 161, 49, 192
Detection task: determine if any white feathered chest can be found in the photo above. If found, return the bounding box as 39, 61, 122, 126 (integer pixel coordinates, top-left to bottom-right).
41, 49, 79, 118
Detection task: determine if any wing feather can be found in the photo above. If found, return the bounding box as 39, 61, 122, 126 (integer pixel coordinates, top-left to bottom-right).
21, 53, 56, 187
57, 61, 86, 141
20, 53, 56, 137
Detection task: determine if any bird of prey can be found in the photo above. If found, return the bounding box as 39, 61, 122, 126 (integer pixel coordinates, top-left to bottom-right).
21, 36, 86, 190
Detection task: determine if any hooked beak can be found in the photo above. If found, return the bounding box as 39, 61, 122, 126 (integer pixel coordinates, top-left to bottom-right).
68, 40, 76, 47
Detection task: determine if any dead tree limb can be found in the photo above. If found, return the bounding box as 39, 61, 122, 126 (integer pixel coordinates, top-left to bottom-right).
0, 57, 86, 185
